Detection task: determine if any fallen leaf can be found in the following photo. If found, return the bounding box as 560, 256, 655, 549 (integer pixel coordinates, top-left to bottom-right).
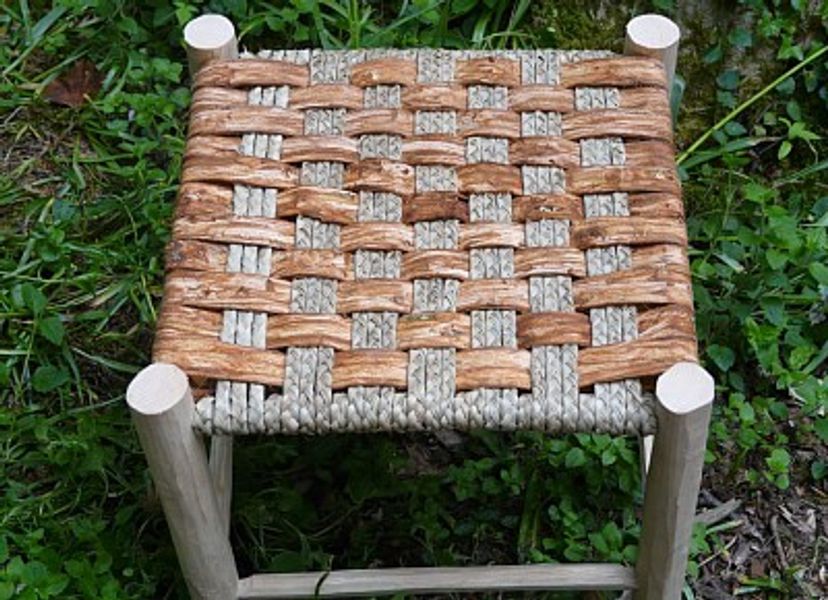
44, 60, 102, 107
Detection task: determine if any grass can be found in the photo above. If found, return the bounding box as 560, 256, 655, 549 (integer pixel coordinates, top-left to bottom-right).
1, 0, 826, 598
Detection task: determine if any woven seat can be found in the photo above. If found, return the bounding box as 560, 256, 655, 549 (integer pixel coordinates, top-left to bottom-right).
154, 48, 697, 436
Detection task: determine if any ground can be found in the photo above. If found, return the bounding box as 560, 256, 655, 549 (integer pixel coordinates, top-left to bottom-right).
0, 1, 826, 599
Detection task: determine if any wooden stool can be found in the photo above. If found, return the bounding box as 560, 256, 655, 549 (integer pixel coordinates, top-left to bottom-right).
127, 13, 713, 599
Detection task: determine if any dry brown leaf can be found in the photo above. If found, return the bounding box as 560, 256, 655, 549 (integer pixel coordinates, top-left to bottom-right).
44, 60, 102, 107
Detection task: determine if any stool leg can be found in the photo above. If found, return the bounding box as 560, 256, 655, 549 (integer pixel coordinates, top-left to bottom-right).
634, 362, 714, 599
624, 14, 680, 100
184, 14, 238, 75
127, 364, 239, 600
210, 435, 234, 537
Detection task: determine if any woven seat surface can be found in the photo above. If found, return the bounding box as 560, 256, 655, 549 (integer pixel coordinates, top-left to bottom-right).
154, 48, 698, 435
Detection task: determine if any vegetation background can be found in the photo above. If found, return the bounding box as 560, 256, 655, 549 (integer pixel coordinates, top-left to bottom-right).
0, 0, 825, 598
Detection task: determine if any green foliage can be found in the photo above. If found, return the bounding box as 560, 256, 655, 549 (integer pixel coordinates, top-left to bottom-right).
0, 0, 825, 598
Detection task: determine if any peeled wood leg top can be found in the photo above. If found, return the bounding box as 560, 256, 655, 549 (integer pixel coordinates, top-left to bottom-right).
635, 362, 714, 599
127, 363, 238, 600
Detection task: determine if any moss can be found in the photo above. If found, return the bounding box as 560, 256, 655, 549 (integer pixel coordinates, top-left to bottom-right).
528, 0, 635, 51
671, 9, 725, 147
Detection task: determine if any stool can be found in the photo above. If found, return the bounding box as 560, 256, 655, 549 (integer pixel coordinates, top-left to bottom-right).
127, 13, 714, 599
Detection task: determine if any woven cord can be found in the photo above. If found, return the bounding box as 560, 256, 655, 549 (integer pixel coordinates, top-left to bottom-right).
183, 49, 679, 436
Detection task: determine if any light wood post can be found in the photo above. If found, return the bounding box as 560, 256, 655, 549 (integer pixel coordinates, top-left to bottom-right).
625, 13, 680, 97
127, 364, 239, 600
183, 13, 238, 543
184, 14, 238, 75
635, 362, 714, 599
210, 436, 233, 537
626, 13, 681, 475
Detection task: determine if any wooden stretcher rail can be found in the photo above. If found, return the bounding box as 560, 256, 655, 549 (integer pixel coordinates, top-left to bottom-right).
236, 564, 637, 598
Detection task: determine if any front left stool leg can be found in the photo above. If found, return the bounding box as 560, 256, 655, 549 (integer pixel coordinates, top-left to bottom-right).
127, 363, 239, 600
210, 435, 234, 537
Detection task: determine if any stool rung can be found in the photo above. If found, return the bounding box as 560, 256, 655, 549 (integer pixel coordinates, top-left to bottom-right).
236, 564, 636, 598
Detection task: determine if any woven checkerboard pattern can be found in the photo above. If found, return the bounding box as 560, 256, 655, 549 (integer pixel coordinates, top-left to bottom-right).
154, 49, 698, 435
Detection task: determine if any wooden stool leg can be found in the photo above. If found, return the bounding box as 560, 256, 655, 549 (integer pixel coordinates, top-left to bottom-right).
127, 364, 239, 600
625, 14, 681, 485
182, 8, 239, 548
634, 362, 714, 599
210, 435, 233, 537
624, 14, 681, 95
184, 14, 238, 74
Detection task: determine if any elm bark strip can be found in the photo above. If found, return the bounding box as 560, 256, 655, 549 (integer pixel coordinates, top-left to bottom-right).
277, 187, 360, 224
271, 249, 349, 280
636, 304, 697, 340
574, 265, 693, 309
571, 216, 688, 248
578, 337, 698, 387
455, 58, 521, 87
165, 270, 292, 313
176, 182, 234, 218
624, 141, 677, 169
195, 59, 309, 88
403, 196, 469, 223
512, 193, 584, 222
182, 155, 299, 189
155, 304, 222, 338
266, 314, 352, 350
402, 85, 467, 110
344, 109, 414, 136
166, 239, 229, 272
455, 349, 531, 390
458, 223, 525, 249
456, 110, 521, 138
344, 160, 416, 195
516, 312, 591, 347
340, 223, 415, 251
562, 110, 673, 142
401, 250, 469, 280
189, 107, 305, 136
509, 86, 575, 112
457, 279, 530, 312
288, 84, 364, 109
568, 166, 680, 195
619, 86, 670, 112
513, 247, 586, 278
559, 56, 668, 88
398, 313, 471, 350
457, 164, 522, 194
153, 337, 286, 387
173, 216, 296, 248
350, 58, 418, 86
631, 243, 689, 271
401, 138, 466, 166
510, 138, 580, 168
336, 280, 413, 314
628, 192, 685, 219
185, 135, 241, 159
191, 86, 247, 110
331, 350, 409, 389
281, 136, 360, 164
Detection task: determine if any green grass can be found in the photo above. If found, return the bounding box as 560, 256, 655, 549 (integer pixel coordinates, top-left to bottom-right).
1, 0, 826, 598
